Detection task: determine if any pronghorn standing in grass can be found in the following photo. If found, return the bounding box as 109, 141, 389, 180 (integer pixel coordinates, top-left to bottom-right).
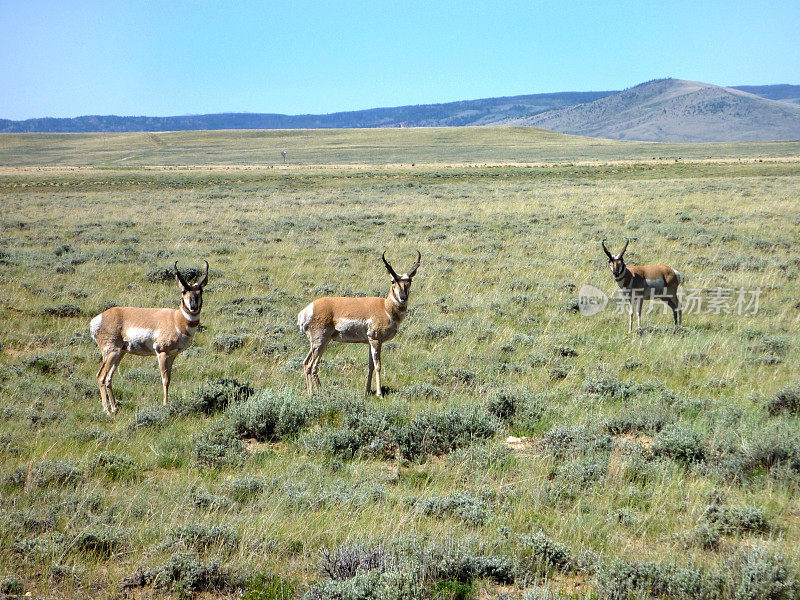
89, 261, 208, 414
298, 251, 421, 397
602, 239, 682, 332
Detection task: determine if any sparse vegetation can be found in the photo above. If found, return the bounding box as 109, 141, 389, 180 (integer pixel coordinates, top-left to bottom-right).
0, 130, 798, 598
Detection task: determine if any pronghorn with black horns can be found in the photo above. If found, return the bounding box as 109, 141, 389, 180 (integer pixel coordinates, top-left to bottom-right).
298, 251, 421, 397
89, 260, 208, 414
602, 239, 682, 332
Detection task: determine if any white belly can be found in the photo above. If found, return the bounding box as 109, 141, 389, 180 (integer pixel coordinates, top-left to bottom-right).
124, 327, 159, 355
332, 318, 370, 343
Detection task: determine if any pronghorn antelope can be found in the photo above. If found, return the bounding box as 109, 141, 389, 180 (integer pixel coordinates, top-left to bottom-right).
298, 251, 421, 397
602, 239, 682, 332
89, 261, 208, 414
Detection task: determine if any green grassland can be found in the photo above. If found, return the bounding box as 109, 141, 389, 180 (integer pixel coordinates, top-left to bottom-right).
1, 129, 800, 599
2, 126, 800, 166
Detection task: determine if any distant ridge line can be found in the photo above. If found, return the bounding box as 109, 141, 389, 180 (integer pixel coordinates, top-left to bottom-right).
2, 80, 799, 142
0, 91, 613, 133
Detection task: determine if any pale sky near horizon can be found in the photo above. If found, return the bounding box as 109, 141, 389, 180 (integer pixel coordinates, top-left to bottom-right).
1, 1, 798, 120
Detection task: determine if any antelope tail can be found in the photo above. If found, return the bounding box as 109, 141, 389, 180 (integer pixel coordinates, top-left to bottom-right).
297, 303, 314, 333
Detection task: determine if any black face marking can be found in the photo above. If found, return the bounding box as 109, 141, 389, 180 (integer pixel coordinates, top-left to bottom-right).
175, 261, 209, 306
182, 286, 203, 314
609, 256, 626, 278
392, 277, 412, 303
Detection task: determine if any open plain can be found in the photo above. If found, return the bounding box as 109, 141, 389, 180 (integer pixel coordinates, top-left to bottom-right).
1, 128, 799, 599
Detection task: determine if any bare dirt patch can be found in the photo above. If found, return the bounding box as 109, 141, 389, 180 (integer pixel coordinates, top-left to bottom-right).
245, 439, 285, 454
504, 435, 537, 455
614, 432, 654, 449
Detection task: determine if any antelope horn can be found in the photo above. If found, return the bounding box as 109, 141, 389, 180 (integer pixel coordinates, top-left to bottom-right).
382, 251, 400, 281
197, 260, 209, 288
620, 239, 629, 257
407, 250, 421, 278
601, 239, 613, 260
175, 261, 190, 290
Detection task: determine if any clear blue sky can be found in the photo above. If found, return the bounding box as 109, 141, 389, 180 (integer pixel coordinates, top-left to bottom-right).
1, 1, 798, 120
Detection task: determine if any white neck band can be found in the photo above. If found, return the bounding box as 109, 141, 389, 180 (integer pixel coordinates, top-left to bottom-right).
181, 304, 200, 323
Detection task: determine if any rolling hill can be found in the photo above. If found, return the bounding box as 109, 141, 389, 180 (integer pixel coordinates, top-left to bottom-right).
0, 91, 612, 134
732, 84, 800, 104
502, 79, 800, 142
1, 79, 799, 142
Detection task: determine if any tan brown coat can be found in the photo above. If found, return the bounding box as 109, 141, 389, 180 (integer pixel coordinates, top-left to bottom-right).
298, 252, 420, 397
89, 261, 207, 415
92, 306, 199, 357
603, 240, 682, 332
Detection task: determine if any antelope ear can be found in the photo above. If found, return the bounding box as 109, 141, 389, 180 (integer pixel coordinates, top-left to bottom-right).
175, 261, 190, 291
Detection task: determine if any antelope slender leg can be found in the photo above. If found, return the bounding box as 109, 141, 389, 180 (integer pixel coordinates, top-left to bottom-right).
629, 299, 635, 333
303, 346, 314, 394
667, 297, 682, 329
369, 339, 383, 398
102, 350, 125, 414
311, 354, 323, 390
636, 297, 643, 329
365, 345, 375, 396
96, 355, 111, 414
158, 352, 175, 405
309, 337, 330, 392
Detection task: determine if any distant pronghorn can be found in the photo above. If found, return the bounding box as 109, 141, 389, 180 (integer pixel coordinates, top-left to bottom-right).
602, 239, 682, 332
89, 261, 208, 414
298, 251, 421, 397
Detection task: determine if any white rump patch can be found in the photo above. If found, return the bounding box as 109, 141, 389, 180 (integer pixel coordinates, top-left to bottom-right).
297, 303, 314, 332
89, 314, 102, 341
673, 270, 681, 284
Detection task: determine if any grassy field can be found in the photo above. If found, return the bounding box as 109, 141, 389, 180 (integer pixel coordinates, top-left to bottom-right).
2, 127, 800, 166
1, 129, 799, 599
